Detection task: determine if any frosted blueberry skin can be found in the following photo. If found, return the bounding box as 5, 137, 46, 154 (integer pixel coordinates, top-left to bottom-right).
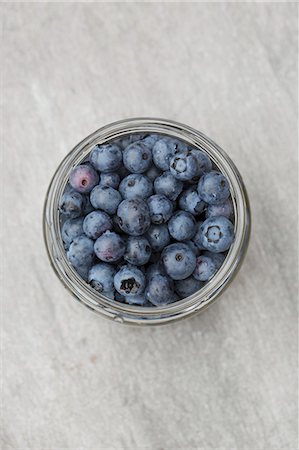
69, 164, 99, 193
88, 263, 116, 295
114, 265, 145, 296
168, 211, 197, 241
141, 134, 160, 149
83, 211, 113, 240
125, 294, 147, 306
203, 251, 226, 270
145, 165, 162, 182
61, 217, 84, 249
192, 220, 205, 250
146, 224, 170, 252
145, 273, 175, 306
117, 198, 151, 236
99, 172, 120, 189
90, 143, 123, 173
179, 187, 205, 216
90, 185, 122, 215
198, 171, 230, 205
154, 171, 183, 201
119, 174, 153, 200
205, 197, 234, 220
147, 194, 173, 224
67, 235, 95, 280
199, 216, 234, 253
162, 243, 196, 280
146, 262, 166, 280
169, 152, 199, 181
59, 189, 84, 219
190, 149, 212, 177
123, 141, 152, 173
152, 137, 188, 170
117, 133, 146, 150
185, 240, 201, 256
193, 255, 217, 281
94, 231, 126, 262
124, 236, 152, 266
175, 277, 203, 298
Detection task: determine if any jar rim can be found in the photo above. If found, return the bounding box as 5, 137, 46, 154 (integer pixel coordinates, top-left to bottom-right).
43, 117, 251, 325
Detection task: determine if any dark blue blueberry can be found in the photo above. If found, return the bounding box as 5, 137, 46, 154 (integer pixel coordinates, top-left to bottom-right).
191, 149, 212, 177
146, 262, 166, 281
125, 294, 147, 305
88, 263, 116, 296
117, 198, 151, 236
119, 174, 153, 200
175, 277, 203, 298
146, 224, 170, 252
162, 243, 196, 280
205, 197, 234, 220
69, 164, 99, 193
118, 134, 146, 150
82, 195, 94, 215
154, 171, 183, 201
185, 240, 201, 256
203, 251, 226, 269
192, 221, 205, 250
59, 189, 84, 219
90, 143, 122, 173
67, 235, 94, 279
168, 211, 197, 241
198, 171, 230, 205
147, 194, 173, 224
61, 217, 84, 249
141, 134, 160, 149
123, 141, 152, 173
193, 254, 217, 281
114, 265, 145, 296
179, 187, 205, 216
169, 152, 199, 181
152, 137, 187, 170
145, 164, 162, 182
145, 273, 175, 306
83, 211, 113, 240
124, 236, 152, 266
90, 185, 122, 215
94, 231, 126, 262
99, 172, 120, 189
199, 216, 234, 252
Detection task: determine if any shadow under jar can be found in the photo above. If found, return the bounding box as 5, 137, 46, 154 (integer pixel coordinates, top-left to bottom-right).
43, 118, 251, 325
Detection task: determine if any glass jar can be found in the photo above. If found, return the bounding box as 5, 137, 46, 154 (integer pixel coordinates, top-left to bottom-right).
43, 118, 251, 325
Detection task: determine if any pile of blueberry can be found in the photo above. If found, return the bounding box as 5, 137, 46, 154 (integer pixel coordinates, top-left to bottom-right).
59, 133, 234, 306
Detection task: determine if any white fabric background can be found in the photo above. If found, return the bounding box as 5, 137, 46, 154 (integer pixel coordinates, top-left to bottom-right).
2, 3, 298, 449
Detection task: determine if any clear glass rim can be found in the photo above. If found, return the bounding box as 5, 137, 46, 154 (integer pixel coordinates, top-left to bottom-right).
43, 117, 251, 326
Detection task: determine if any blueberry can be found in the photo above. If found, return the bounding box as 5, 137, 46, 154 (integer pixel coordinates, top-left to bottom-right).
185, 240, 201, 256
88, 263, 116, 295
94, 231, 126, 262
61, 217, 84, 249
198, 171, 230, 205
193, 255, 217, 281
114, 265, 145, 296
146, 224, 170, 252
114, 291, 126, 303
146, 262, 166, 281
145, 273, 175, 306
147, 194, 173, 224
117, 199, 151, 236
67, 235, 94, 279
205, 197, 234, 220
124, 236, 152, 266
192, 221, 205, 250
83, 211, 113, 240
199, 216, 234, 252
99, 172, 120, 189
179, 187, 205, 216
59, 189, 84, 219
69, 164, 99, 193
162, 243, 196, 280
190, 149, 212, 176
123, 141, 152, 173
154, 171, 183, 201
203, 251, 226, 269
141, 134, 160, 149
82, 195, 94, 215
90, 143, 122, 173
125, 294, 147, 305
152, 137, 187, 170
168, 211, 197, 241
175, 277, 203, 298
145, 165, 162, 182
118, 134, 146, 150
90, 185, 122, 215
169, 152, 199, 181
119, 174, 153, 200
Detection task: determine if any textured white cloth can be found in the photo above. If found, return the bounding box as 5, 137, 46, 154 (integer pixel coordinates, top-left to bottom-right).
2, 3, 297, 449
